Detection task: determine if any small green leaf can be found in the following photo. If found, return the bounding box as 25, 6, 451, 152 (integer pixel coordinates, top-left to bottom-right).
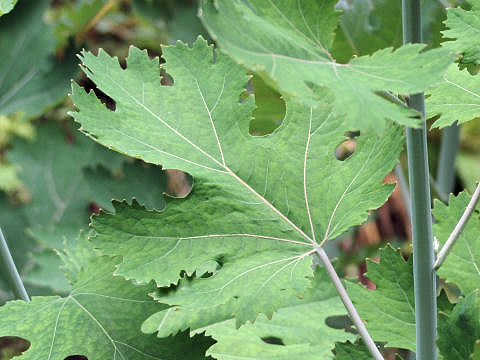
438, 292, 480, 360
433, 191, 480, 295
427, 64, 480, 128
348, 245, 416, 351
442, 0, 480, 67
334, 341, 371, 359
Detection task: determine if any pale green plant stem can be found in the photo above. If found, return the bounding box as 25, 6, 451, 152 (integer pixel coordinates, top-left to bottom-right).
315, 247, 384, 360
395, 163, 411, 219
434, 181, 480, 270
402, 0, 437, 358
436, 123, 460, 201
0, 228, 29, 301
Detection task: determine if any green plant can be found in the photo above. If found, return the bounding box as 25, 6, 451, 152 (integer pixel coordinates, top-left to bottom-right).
1, 0, 480, 359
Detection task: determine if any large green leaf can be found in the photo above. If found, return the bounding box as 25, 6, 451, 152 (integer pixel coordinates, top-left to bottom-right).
0, 255, 214, 359
143, 267, 354, 360
70, 38, 404, 325
426, 64, 480, 128
0, 0, 77, 119
442, 0, 480, 67
438, 292, 480, 360
433, 191, 480, 295
199, 0, 453, 130
348, 245, 416, 351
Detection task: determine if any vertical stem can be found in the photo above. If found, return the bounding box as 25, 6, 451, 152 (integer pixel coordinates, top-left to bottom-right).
402, 1, 437, 359
436, 123, 460, 201
395, 163, 411, 219
0, 228, 30, 302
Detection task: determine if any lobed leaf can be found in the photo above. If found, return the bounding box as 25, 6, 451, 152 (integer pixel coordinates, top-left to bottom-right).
426, 64, 480, 128
199, 0, 454, 130
442, 0, 480, 67
348, 245, 416, 351
438, 292, 480, 360
433, 191, 480, 295
71, 38, 404, 325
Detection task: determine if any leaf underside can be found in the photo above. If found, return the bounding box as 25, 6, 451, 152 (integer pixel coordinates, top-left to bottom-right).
70, 38, 404, 327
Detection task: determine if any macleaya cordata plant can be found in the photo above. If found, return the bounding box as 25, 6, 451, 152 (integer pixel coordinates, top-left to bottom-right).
1, 0, 480, 359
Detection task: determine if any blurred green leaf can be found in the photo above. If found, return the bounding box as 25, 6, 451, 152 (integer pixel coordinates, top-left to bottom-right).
0, 0, 77, 119
438, 292, 480, 360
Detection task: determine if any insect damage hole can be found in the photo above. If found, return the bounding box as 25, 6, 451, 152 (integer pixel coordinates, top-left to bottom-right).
64, 356, 88, 360
166, 170, 193, 198
334, 131, 359, 161
244, 75, 286, 136
0, 336, 30, 358
261, 336, 285, 345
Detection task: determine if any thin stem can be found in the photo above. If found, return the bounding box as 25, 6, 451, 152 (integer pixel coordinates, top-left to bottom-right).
315, 247, 384, 360
430, 173, 449, 204
395, 163, 411, 219
75, 0, 117, 44
402, 0, 437, 358
434, 181, 480, 270
0, 228, 30, 302
378, 90, 409, 108
436, 123, 460, 202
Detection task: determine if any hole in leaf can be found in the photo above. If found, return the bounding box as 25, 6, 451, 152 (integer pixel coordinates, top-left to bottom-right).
166, 170, 193, 198
88, 201, 101, 215
161, 70, 174, 86
78, 77, 116, 111
64, 356, 88, 360
196, 259, 220, 278
249, 75, 286, 136
335, 139, 356, 161
261, 336, 285, 345
0, 336, 30, 358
